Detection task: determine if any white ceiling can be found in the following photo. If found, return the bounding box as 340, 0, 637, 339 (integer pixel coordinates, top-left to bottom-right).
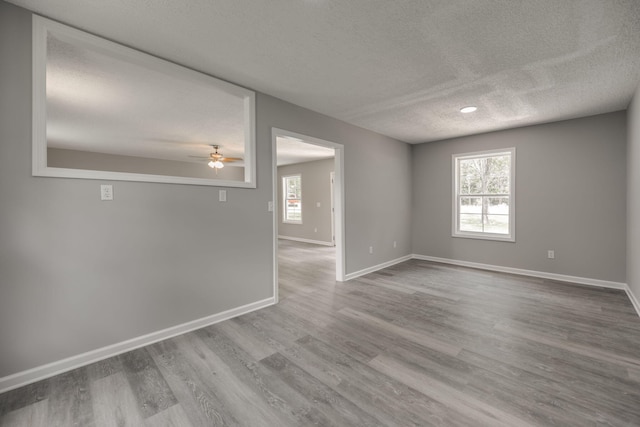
276, 137, 335, 166
46, 31, 247, 163
10, 0, 640, 144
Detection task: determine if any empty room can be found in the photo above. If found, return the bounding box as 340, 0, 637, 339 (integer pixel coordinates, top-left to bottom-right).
1, 1, 640, 426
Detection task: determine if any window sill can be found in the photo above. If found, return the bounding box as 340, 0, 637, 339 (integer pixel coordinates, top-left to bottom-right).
452, 232, 515, 242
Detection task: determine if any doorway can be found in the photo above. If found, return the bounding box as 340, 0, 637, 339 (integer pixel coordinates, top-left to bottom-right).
271, 128, 345, 302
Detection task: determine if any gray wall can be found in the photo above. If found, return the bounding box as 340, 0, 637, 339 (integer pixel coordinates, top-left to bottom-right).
0, 1, 413, 378
628, 85, 640, 300
48, 148, 245, 181
412, 112, 627, 282
278, 159, 335, 244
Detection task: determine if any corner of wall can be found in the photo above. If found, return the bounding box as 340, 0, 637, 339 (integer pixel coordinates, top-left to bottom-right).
627, 83, 640, 308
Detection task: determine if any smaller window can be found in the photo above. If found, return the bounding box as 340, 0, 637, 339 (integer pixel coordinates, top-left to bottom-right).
283, 175, 302, 224
453, 148, 515, 241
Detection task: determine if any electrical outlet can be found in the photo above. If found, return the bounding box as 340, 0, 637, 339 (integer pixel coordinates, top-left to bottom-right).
393, 241, 397, 248
369, 246, 373, 254
268, 201, 274, 212
100, 184, 113, 201
314, 227, 318, 233
547, 250, 555, 259
219, 190, 227, 202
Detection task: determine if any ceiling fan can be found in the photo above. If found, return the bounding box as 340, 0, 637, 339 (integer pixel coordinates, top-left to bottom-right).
189, 145, 242, 172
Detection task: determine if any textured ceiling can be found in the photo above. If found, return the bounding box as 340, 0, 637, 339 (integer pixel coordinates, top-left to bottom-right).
9, 0, 640, 143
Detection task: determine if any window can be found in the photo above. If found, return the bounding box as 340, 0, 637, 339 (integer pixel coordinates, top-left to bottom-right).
453, 148, 515, 241
283, 175, 302, 223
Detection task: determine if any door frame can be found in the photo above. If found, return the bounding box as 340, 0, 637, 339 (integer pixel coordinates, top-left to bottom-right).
272, 128, 346, 302
330, 171, 335, 247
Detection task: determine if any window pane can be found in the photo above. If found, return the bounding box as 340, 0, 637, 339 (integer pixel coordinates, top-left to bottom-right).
283, 175, 302, 222
460, 176, 481, 195
485, 155, 510, 176
460, 214, 483, 232
486, 176, 509, 194
285, 176, 301, 199
460, 155, 510, 195
286, 200, 301, 221
486, 197, 509, 214
484, 214, 509, 234
459, 159, 482, 194
460, 197, 482, 213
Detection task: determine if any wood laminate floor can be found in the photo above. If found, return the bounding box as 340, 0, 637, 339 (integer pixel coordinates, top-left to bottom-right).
1, 240, 640, 426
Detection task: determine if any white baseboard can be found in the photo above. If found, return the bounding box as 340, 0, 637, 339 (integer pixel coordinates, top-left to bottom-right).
312, 250, 639, 318
411, 254, 627, 290
626, 286, 640, 317
345, 255, 413, 281
0, 297, 276, 394
278, 235, 334, 247
412, 254, 640, 318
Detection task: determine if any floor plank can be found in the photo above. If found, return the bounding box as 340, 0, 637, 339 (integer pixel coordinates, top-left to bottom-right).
120, 348, 178, 418
0, 400, 49, 427
143, 404, 193, 427
260, 352, 386, 426
90, 373, 145, 427
47, 368, 93, 427
369, 354, 536, 427
147, 338, 240, 427
194, 326, 334, 426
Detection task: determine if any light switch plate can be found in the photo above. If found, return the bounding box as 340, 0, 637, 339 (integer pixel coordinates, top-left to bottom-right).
219, 190, 227, 202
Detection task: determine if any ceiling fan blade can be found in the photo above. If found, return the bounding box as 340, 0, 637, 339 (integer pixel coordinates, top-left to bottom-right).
188, 155, 210, 159
221, 157, 243, 162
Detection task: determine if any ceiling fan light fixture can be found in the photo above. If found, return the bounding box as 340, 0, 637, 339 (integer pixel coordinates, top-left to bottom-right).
213, 160, 224, 169
460, 106, 477, 113
207, 160, 216, 168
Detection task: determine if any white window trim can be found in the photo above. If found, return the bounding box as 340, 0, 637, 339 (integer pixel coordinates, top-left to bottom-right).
452, 147, 516, 242
283, 174, 302, 224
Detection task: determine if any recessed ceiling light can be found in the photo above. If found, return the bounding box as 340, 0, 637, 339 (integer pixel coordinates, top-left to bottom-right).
460, 106, 477, 113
